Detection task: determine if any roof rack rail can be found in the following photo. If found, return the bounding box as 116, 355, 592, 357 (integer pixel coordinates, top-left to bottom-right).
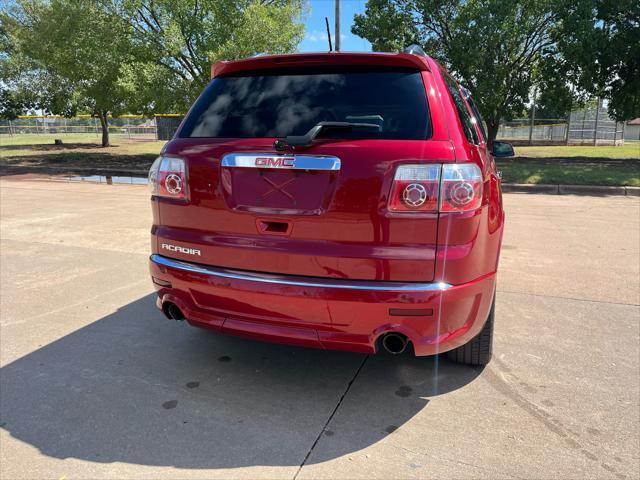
403, 44, 427, 57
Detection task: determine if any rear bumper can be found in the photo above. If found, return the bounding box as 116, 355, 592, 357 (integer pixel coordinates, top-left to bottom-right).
149, 254, 496, 356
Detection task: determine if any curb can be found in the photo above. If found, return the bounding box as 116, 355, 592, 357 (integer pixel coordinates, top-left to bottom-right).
502, 183, 639, 197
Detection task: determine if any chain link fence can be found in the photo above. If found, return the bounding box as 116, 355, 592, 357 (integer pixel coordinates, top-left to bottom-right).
0, 115, 184, 144
497, 99, 625, 145
498, 119, 568, 142
567, 99, 625, 145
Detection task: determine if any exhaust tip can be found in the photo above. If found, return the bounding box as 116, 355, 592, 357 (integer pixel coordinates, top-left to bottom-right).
380, 333, 409, 355
163, 302, 185, 321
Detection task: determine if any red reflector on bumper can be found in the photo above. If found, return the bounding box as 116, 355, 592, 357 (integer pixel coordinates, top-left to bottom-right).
152, 277, 172, 287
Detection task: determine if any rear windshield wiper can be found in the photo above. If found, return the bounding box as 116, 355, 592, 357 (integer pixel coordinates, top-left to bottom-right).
278, 121, 381, 149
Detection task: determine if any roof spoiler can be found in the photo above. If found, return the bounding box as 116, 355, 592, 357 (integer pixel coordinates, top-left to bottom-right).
211, 49, 431, 79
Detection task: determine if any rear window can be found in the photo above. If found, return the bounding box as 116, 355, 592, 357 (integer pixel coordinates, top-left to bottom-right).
179, 68, 431, 140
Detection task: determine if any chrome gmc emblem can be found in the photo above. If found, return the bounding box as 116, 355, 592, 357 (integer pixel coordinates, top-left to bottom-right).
255, 157, 295, 168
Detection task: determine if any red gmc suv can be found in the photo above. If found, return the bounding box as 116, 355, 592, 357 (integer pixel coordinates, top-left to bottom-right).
148, 48, 511, 366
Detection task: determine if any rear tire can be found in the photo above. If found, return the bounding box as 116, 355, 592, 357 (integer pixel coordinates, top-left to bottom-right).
445, 293, 495, 366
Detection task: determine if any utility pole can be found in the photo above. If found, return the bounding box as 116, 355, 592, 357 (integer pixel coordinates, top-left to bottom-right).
335, 0, 340, 52
528, 87, 537, 146
565, 85, 573, 145
593, 97, 600, 145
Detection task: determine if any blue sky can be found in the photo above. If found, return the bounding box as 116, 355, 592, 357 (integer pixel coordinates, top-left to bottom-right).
298, 0, 372, 52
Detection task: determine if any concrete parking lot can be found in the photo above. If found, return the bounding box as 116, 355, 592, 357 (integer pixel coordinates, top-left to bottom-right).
0, 177, 638, 479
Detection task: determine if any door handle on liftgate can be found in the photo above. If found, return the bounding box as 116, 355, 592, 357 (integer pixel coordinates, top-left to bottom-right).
256, 219, 292, 236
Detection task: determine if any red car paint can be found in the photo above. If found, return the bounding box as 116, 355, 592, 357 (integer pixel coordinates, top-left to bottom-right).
149, 51, 504, 358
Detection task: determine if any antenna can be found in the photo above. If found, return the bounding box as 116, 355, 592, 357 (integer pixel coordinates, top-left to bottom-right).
335, 0, 341, 51
325, 16, 333, 52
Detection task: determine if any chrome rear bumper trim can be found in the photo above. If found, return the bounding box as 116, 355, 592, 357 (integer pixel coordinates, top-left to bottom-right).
150, 254, 451, 292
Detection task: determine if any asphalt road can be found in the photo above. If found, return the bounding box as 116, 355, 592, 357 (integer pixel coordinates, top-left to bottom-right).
1, 177, 638, 480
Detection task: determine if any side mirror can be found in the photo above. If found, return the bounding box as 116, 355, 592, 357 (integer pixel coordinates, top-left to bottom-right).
492, 141, 514, 158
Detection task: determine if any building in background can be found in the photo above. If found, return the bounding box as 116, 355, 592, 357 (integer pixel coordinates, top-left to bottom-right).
625, 118, 640, 141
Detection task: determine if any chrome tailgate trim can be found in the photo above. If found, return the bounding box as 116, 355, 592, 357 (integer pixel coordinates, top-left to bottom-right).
221, 153, 341, 171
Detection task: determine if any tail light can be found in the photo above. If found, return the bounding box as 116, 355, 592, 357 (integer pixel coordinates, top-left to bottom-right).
388, 163, 482, 213
388, 164, 441, 212
149, 156, 188, 200
440, 164, 483, 212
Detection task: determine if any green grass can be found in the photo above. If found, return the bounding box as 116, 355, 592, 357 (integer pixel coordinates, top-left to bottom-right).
498, 159, 640, 186
0, 133, 165, 157
504, 143, 640, 186
1, 133, 105, 146
0, 132, 136, 144
0, 133, 164, 175
515, 142, 640, 159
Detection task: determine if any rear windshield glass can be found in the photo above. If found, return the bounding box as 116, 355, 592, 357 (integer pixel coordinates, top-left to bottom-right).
179, 68, 431, 140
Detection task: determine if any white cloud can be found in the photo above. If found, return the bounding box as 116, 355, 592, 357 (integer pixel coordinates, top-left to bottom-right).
305, 30, 348, 42
305, 30, 328, 42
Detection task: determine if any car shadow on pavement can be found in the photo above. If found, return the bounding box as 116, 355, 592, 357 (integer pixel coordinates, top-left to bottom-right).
0, 294, 483, 469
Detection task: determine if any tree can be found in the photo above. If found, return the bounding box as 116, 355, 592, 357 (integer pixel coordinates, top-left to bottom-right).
0, 22, 34, 119
2, 0, 134, 146
351, 0, 419, 52
0, 28, 82, 120
1, 25, 82, 121
528, 55, 588, 120
557, 0, 640, 122
353, 0, 562, 145
116, 0, 306, 114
